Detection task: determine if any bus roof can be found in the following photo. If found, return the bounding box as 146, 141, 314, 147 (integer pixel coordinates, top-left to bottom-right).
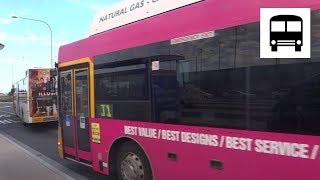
28, 67, 52, 70
58, 0, 319, 64
270, 15, 303, 21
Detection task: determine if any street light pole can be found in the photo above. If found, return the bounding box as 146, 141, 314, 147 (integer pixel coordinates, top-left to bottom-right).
12, 16, 53, 68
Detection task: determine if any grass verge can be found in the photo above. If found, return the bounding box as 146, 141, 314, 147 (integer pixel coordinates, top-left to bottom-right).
0, 96, 13, 102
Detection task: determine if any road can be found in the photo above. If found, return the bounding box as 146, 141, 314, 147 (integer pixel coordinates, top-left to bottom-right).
0, 102, 113, 180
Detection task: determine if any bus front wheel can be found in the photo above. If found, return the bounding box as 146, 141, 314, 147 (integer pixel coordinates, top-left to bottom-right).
116, 141, 153, 180
271, 45, 277, 51
295, 45, 301, 51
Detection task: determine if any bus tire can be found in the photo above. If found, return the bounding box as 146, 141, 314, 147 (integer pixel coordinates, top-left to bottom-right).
271, 45, 277, 51
295, 45, 301, 51
116, 141, 153, 180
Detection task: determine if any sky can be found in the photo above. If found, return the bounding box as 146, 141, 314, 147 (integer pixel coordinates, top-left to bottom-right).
0, 0, 121, 93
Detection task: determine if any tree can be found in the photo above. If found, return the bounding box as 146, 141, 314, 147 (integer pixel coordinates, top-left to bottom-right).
8, 87, 15, 96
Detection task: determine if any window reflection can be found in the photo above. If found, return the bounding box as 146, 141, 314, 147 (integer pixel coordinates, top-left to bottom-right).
93, 10, 320, 135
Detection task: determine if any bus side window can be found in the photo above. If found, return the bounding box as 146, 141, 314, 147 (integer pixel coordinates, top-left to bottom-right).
94, 63, 150, 121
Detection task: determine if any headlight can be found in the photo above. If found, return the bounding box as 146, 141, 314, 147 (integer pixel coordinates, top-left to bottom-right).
296, 40, 302, 45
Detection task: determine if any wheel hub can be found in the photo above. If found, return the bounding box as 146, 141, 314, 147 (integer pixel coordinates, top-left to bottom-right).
120, 153, 144, 180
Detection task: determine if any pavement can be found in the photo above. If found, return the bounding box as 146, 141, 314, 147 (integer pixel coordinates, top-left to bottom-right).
0, 133, 75, 180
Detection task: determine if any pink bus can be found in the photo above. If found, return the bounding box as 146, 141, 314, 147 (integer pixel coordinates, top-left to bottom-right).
56, 0, 320, 179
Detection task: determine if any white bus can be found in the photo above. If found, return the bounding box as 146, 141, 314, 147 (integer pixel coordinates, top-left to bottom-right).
13, 68, 58, 124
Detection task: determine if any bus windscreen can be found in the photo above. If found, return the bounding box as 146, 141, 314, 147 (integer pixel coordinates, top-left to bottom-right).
287, 21, 302, 32
271, 21, 285, 32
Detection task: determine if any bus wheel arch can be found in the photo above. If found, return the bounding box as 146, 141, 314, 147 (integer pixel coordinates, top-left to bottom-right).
108, 137, 153, 180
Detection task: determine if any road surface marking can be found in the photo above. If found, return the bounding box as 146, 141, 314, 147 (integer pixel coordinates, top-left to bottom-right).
0, 109, 15, 115
0, 120, 13, 124
0, 114, 11, 118
0, 119, 21, 125
0, 106, 11, 109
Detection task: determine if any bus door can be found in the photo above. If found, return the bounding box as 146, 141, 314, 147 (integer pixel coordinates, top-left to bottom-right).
59, 67, 91, 163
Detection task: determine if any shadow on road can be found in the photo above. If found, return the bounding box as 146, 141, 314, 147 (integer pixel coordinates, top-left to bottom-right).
23, 121, 58, 132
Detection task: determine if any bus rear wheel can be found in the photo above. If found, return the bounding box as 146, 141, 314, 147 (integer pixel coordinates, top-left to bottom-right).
116, 141, 153, 180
